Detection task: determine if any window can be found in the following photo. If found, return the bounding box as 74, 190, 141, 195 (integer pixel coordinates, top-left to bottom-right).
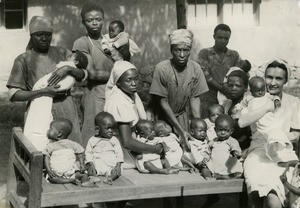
187, 0, 261, 27
0, 0, 27, 29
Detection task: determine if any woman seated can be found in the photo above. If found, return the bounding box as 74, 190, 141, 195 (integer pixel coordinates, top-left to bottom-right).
239, 60, 300, 208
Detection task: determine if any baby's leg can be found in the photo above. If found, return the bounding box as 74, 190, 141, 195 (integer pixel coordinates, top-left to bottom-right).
145, 161, 179, 174
200, 167, 214, 180
181, 155, 198, 173
75, 172, 96, 187
48, 176, 79, 185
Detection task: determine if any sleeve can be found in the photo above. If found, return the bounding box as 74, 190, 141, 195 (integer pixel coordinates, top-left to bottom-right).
105, 96, 136, 124
197, 49, 210, 75
191, 63, 209, 97
229, 138, 242, 153
73, 37, 90, 54
112, 137, 124, 163
291, 97, 300, 130
6, 56, 28, 90
85, 137, 94, 164
113, 32, 129, 48
72, 141, 85, 154
149, 63, 168, 97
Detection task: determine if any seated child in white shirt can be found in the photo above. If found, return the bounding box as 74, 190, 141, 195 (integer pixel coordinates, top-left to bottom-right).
43, 118, 92, 187
206, 114, 243, 179
135, 120, 179, 174
85, 112, 124, 184
204, 104, 224, 141
102, 20, 140, 62
183, 118, 213, 179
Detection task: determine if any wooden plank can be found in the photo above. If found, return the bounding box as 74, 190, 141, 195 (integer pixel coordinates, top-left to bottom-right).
183, 179, 244, 195
13, 127, 39, 156
6, 191, 26, 208
28, 151, 43, 208
13, 152, 30, 183
41, 178, 67, 193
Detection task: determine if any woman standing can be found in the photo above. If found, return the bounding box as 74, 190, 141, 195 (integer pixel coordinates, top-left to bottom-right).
6, 16, 84, 145
239, 60, 300, 208
73, 2, 114, 147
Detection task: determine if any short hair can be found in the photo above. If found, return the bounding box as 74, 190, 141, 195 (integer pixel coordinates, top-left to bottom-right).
73, 51, 88, 69
94, 112, 115, 127
227, 70, 249, 87
51, 118, 73, 139
249, 76, 265, 89
208, 104, 224, 115
80, 1, 104, 20
110, 20, 125, 32
190, 118, 207, 130
136, 119, 152, 134
154, 120, 167, 133
214, 23, 231, 35
238, 60, 251, 73
265, 60, 289, 81
215, 114, 234, 128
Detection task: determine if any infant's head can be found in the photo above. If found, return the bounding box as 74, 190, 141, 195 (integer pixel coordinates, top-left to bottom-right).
208, 104, 224, 123
214, 114, 234, 141
237, 59, 251, 75
154, 120, 172, 137
68, 51, 88, 69
136, 119, 155, 140
249, 76, 266, 97
47, 118, 73, 141
94, 112, 116, 139
109, 20, 125, 39
190, 118, 207, 141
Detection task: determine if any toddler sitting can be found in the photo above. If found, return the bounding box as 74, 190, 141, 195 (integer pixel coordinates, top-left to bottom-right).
102, 20, 140, 62
43, 118, 92, 187
206, 114, 243, 179
134, 120, 179, 174
183, 118, 212, 178
85, 112, 124, 184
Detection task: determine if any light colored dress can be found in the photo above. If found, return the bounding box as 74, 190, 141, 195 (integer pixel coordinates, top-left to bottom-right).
244, 93, 300, 205
43, 139, 84, 178
184, 138, 210, 164
85, 136, 124, 176
156, 133, 183, 167
207, 136, 243, 175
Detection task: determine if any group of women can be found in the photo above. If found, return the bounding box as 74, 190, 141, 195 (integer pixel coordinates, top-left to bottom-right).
6, 1, 300, 208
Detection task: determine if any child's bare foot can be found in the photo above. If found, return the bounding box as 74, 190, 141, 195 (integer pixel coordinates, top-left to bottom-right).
214, 173, 230, 180
103, 177, 113, 185
81, 181, 96, 187
89, 176, 102, 183
166, 168, 180, 174
70, 178, 81, 186
201, 167, 213, 180
229, 172, 243, 179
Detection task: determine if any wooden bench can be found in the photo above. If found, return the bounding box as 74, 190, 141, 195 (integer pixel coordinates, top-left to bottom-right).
6, 127, 245, 208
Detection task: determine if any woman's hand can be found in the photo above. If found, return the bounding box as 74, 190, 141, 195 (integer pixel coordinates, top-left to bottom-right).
179, 131, 192, 152
48, 65, 71, 86
42, 85, 61, 97
154, 143, 164, 155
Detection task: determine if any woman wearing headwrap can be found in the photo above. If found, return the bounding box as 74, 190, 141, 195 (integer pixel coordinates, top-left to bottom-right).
6, 16, 85, 146
149, 29, 208, 151
239, 60, 300, 208
104, 61, 163, 167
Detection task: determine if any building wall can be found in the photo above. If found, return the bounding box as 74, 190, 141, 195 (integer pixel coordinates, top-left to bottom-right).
0, 0, 177, 93
0, 0, 300, 94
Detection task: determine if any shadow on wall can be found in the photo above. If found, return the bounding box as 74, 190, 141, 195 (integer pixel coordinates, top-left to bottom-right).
30, 0, 177, 68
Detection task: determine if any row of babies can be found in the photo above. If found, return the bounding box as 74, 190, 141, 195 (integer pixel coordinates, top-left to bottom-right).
134, 111, 243, 180
43, 108, 243, 188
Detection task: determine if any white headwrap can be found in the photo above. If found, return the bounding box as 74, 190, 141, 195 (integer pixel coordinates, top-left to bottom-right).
105, 60, 137, 99
169, 29, 193, 47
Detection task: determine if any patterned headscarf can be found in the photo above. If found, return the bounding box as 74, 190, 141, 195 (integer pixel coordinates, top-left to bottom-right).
29, 16, 53, 34
169, 29, 193, 47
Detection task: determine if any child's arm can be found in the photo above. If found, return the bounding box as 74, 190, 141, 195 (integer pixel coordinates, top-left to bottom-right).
76, 152, 85, 173
160, 141, 170, 153
280, 172, 300, 196
85, 138, 97, 176
44, 155, 58, 178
